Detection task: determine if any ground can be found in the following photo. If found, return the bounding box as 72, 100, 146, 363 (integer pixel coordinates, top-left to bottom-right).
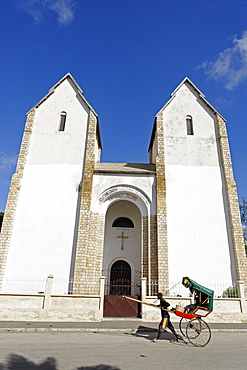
0, 331, 246, 370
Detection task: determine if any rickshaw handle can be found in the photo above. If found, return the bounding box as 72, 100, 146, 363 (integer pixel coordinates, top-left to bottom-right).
122, 295, 174, 313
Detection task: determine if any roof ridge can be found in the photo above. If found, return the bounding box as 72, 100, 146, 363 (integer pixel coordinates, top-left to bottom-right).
156, 77, 225, 121
27, 73, 98, 117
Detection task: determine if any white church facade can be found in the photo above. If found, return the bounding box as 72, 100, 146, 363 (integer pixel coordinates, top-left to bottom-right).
0, 73, 246, 299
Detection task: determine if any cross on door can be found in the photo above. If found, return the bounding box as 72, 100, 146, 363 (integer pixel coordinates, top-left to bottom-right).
117, 231, 129, 250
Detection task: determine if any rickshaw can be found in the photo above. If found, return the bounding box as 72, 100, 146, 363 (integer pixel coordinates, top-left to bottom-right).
175, 276, 214, 347
123, 276, 214, 347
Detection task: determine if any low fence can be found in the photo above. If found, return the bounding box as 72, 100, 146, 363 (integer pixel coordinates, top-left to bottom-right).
167, 281, 239, 298
0, 276, 98, 295
145, 280, 240, 298
1, 276, 241, 299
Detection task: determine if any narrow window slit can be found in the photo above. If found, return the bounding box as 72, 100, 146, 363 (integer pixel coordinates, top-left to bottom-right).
59, 112, 67, 131
186, 115, 194, 135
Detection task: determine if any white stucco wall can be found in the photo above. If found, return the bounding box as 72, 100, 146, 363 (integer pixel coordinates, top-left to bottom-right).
3, 165, 81, 280
163, 82, 234, 285
3, 78, 91, 291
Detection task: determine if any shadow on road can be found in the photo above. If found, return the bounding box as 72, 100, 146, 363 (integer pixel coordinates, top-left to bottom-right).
0, 354, 57, 370
125, 326, 189, 347
0, 354, 121, 370
127, 325, 176, 342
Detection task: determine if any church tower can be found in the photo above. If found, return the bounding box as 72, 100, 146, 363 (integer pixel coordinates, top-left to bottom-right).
149, 78, 247, 292
0, 74, 102, 293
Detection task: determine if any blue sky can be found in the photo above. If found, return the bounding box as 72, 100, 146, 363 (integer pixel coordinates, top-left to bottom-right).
1, 0, 247, 211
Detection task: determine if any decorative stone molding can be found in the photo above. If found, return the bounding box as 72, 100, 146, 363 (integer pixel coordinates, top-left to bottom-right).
216, 114, 247, 287
150, 215, 158, 281
142, 216, 148, 279
142, 214, 158, 295
99, 185, 151, 206
93, 185, 151, 217
155, 113, 169, 293
73, 111, 103, 294
0, 109, 36, 284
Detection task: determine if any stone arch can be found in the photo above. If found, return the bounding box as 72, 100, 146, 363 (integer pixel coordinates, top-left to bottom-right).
92, 184, 151, 217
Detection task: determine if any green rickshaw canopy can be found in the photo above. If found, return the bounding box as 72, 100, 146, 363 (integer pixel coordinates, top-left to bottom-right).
182, 276, 214, 311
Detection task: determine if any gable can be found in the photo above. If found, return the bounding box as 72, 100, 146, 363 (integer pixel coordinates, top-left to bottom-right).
27, 73, 98, 117
149, 78, 225, 153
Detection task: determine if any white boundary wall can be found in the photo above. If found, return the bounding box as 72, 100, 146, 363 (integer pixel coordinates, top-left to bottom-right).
0, 276, 246, 323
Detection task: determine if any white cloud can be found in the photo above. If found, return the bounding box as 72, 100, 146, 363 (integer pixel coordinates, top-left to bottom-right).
199, 31, 247, 90
0, 152, 18, 185
18, 0, 76, 25
18, 0, 45, 23
47, 0, 75, 25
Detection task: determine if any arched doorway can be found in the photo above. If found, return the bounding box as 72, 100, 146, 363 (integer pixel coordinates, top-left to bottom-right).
110, 260, 131, 296
103, 259, 141, 318
102, 200, 141, 317
102, 200, 141, 277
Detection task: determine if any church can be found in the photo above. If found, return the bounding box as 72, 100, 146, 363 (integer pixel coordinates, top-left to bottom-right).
0, 73, 246, 299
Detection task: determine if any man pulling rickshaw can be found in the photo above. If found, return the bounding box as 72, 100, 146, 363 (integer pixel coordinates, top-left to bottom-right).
152, 292, 183, 343
123, 276, 214, 347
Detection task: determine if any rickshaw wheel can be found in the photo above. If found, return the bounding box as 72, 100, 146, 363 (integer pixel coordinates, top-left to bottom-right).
179, 317, 190, 337
186, 318, 211, 347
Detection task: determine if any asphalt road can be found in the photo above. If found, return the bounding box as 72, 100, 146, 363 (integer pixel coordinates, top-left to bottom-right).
0, 331, 246, 370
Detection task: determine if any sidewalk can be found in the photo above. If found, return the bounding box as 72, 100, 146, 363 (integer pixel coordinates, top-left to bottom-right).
1, 320, 247, 333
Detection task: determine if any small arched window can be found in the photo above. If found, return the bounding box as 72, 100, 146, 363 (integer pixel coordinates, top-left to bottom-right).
186, 115, 194, 135
59, 111, 67, 131
112, 217, 134, 228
